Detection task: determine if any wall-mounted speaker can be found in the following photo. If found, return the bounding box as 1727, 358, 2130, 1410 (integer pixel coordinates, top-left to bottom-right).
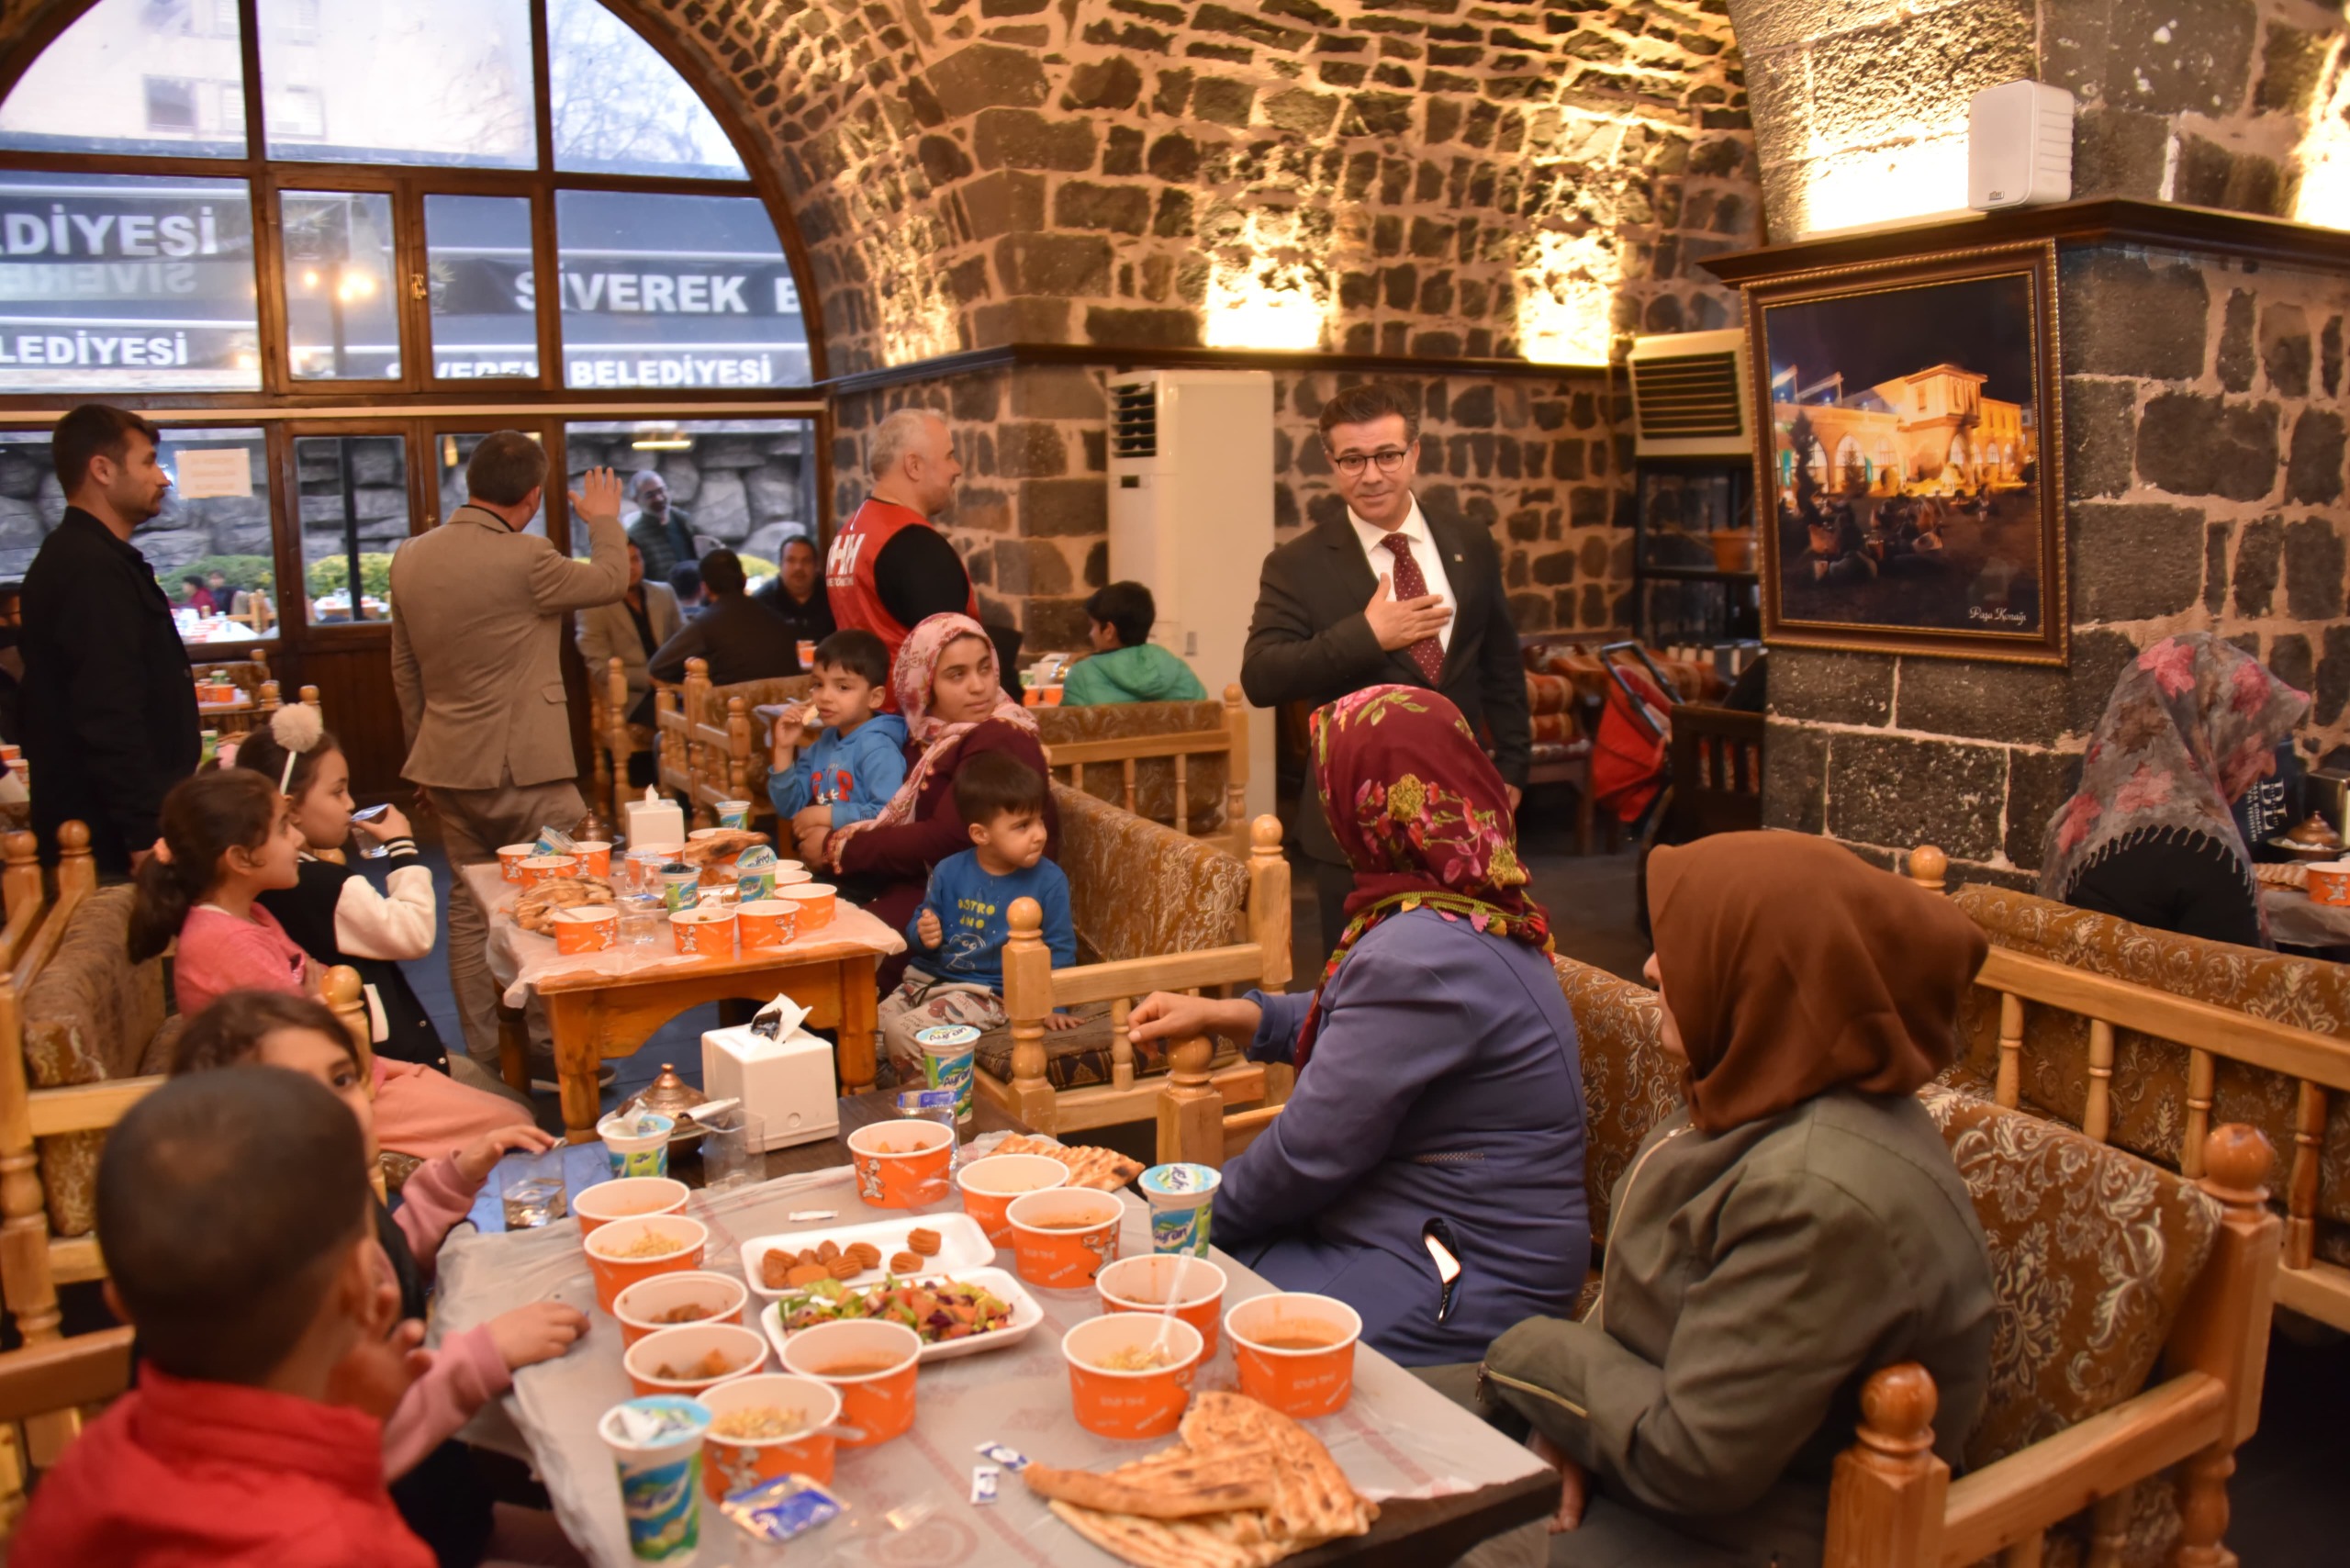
1968, 80, 2075, 211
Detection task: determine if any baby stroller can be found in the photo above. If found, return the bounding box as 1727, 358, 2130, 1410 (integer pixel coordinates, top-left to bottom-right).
1590, 642, 1680, 834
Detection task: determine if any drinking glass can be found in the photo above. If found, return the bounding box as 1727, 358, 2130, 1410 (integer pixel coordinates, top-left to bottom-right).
696, 1104, 764, 1193
501, 1148, 569, 1228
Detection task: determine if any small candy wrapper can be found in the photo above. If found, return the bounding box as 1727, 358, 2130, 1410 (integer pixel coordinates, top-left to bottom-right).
750, 991, 812, 1041
720, 1473, 842, 1543
884, 1500, 935, 1533
786, 1210, 836, 1223
975, 1441, 1029, 1472
971, 1465, 1001, 1506
534, 825, 576, 856
897, 1089, 958, 1113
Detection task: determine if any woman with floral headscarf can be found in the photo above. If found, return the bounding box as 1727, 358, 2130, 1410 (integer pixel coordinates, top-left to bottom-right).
1129, 685, 1587, 1365
821, 612, 1058, 991
2042, 633, 2308, 947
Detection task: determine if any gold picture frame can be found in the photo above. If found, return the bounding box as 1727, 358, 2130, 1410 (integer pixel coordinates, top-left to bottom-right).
1747, 241, 2067, 666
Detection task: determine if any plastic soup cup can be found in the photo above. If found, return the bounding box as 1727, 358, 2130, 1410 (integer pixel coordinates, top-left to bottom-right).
845, 1118, 954, 1209
699, 1373, 842, 1497
1097, 1254, 1228, 1358
778, 1319, 921, 1449
1007, 1187, 1124, 1290
955, 1154, 1070, 1246
1225, 1292, 1363, 1418
1061, 1314, 1203, 1440
584, 1214, 708, 1315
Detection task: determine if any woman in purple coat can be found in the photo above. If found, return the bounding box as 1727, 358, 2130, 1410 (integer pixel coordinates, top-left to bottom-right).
1132, 686, 1588, 1365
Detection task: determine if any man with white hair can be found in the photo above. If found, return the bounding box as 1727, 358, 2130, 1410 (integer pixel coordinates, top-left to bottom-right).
826, 406, 977, 676
625, 468, 698, 579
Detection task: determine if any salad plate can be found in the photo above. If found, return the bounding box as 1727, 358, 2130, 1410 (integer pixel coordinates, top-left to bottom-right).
755, 1265, 1043, 1364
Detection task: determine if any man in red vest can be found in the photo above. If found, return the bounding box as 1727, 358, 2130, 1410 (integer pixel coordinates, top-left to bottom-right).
826, 407, 979, 681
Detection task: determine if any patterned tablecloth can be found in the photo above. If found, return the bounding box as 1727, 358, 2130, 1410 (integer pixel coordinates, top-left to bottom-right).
2261, 884, 2350, 949
433, 1136, 1550, 1568
457, 861, 907, 1011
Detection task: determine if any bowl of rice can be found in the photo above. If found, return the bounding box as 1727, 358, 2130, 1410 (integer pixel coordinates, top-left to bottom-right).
697, 1374, 843, 1495
584, 1214, 708, 1314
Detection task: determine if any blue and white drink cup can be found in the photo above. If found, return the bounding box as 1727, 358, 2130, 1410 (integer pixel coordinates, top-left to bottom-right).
1139, 1162, 1221, 1256
599, 1111, 675, 1180
600, 1395, 711, 1562
715, 800, 752, 830
912, 1024, 979, 1124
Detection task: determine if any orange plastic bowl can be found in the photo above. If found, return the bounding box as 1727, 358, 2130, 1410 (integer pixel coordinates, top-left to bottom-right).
699, 1373, 842, 1497
736, 899, 798, 949
1060, 1314, 1203, 1440
2311, 861, 2350, 907
670, 905, 736, 957
1226, 1292, 1362, 1419
612, 1271, 749, 1349
779, 1320, 921, 1449
572, 840, 612, 878
571, 1177, 688, 1236
621, 1321, 767, 1399
956, 1153, 1069, 1246
845, 1119, 954, 1210
778, 881, 835, 929
518, 853, 579, 889
553, 905, 618, 955
1097, 1254, 1227, 1358
583, 1215, 708, 1315
1007, 1188, 1123, 1291
497, 844, 534, 882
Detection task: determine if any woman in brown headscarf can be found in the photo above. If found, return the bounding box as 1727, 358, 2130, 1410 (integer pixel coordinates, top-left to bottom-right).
1465, 832, 1996, 1568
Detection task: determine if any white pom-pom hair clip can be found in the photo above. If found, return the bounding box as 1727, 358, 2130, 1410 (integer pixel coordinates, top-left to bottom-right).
269, 701, 325, 794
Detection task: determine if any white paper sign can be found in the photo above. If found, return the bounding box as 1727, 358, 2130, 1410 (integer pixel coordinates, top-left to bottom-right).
173, 447, 252, 499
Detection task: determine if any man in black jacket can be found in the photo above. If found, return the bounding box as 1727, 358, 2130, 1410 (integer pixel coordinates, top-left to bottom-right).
22, 405, 200, 875
751, 532, 835, 666
648, 547, 799, 688
1241, 382, 1531, 958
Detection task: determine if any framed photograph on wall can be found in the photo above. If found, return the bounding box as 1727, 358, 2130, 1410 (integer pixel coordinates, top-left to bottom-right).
1746, 241, 2067, 665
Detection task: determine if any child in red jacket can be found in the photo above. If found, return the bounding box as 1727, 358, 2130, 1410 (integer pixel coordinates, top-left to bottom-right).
14, 1066, 435, 1566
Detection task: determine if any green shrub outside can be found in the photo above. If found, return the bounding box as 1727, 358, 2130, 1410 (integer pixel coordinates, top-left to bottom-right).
184, 554, 274, 595
305, 554, 396, 601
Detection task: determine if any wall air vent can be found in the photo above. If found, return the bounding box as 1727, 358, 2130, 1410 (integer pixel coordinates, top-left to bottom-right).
1628, 329, 1751, 458
1110, 381, 1158, 459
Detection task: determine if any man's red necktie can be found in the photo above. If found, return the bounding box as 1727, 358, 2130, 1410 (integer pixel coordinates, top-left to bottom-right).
1380, 532, 1444, 684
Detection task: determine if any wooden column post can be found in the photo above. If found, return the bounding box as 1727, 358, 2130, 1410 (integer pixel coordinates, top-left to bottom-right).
1223, 684, 1249, 856
1246, 814, 1291, 992
0, 833, 38, 928
1823, 1363, 1947, 1568
1001, 897, 1059, 1131
725, 697, 753, 807
322, 965, 374, 1085
1156, 1034, 1222, 1169
2170, 1124, 2280, 1568
54, 823, 94, 906
604, 656, 631, 822
1907, 844, 1947, 893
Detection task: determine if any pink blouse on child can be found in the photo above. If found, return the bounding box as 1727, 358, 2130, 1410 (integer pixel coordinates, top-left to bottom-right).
173, 903, 316, 1015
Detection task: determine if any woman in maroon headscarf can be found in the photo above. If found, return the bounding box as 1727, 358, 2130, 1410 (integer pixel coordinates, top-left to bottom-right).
1465, 832, 1995, 1567
1130, 685, 1587, 1365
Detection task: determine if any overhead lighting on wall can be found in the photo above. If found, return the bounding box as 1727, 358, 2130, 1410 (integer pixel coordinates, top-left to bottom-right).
631, 427, 691, 451
1517, 226, 1620, 367
1799, 130, 1973, 236
2293, 38, 2350, 230
1204, 264, 1326, 352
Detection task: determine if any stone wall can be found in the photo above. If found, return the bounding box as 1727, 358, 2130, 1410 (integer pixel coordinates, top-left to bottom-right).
1765, 240, 2350, 884
831, 360, 1627, 652
1734, 0, 2350, 243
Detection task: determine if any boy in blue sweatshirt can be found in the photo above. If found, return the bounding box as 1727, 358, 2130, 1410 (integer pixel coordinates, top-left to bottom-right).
878, 749, 1080, 1084
767, 629, 908, 845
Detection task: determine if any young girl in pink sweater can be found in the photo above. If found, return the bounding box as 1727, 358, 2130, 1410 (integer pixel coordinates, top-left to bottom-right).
130, 770, 530, 1157
171, 989, 587, 1564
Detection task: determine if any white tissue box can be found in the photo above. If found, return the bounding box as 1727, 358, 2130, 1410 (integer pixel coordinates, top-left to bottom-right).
700, 1024, 837, 1150
626, 797, 687, 849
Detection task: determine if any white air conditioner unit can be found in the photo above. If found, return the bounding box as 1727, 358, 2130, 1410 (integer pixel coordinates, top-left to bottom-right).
1106, 369, 1276, 823
1628, 329, 1751, 458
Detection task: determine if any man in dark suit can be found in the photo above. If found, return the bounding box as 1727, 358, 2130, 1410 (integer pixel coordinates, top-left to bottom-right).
1241, 382, 1530, 958
21, 405, 199, 876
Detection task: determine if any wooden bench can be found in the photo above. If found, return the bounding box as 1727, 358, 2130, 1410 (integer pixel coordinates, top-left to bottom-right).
1908, 843, 2350, 1341
651, 657, 772, 829
990, 797, 1290, 1136
1035, 686, 1250, 850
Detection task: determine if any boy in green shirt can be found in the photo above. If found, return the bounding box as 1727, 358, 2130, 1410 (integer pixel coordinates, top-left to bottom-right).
1060, 581, 1208, 706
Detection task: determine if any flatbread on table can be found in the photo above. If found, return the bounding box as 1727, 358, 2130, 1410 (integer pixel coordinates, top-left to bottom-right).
990, 1133, 1144, 1191
1028, 1394, 1375, 1568
510, 876, 618, 935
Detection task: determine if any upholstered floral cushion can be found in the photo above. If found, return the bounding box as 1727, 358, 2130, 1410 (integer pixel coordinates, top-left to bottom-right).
969, 1005, 1242, 1093
1917, 1082, 2219, 1468
1952, 883, 2350, 1253
1550, 956, 1683, 1249
1054, 784, 1249, 964
1036, 700, 1233, 837
20, 887, 173, 1238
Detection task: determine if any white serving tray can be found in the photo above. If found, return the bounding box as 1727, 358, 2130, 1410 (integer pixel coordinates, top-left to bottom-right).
739, 1213, 994, 1302
756, 1265, 1042, 1365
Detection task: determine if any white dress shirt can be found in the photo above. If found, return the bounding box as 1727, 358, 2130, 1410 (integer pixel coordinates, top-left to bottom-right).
1348, 496, 1456, 653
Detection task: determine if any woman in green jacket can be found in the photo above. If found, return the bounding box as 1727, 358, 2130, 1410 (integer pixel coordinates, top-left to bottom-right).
1465, 832, 1996, 1567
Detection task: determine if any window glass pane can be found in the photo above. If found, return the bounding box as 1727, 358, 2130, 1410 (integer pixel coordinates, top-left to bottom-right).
259, 0, 535, 169
0, 173, 260, 392
295, 434, 408, 623
435, 431, 544, 538
548, 0, 746, 181
0, 0, 246, 158
0, 425, 277, 648
555, 191, 808, 390
562, 422, 816, 587
281, 190, 398, 381
426, 195, 538, 380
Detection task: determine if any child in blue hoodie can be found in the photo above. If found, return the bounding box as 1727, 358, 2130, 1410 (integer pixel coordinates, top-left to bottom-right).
767, 629, 909, 845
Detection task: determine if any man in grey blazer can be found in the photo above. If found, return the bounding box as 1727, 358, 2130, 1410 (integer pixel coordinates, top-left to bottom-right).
391, 431, 628, 1069
576, 541, 685, 739
1240, 382, 1531, 960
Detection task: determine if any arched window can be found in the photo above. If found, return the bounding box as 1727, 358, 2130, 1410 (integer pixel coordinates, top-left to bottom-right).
0, 0, 819, 784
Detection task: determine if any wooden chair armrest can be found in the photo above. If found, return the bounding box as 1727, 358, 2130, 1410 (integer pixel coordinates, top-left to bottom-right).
0, 1327, 134, 1425
25, 1078, 162, 1139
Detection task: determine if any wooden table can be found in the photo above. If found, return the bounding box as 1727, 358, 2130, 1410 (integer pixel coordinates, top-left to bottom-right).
461, 863, 902, 1145
434, 1130, 1558, 1567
